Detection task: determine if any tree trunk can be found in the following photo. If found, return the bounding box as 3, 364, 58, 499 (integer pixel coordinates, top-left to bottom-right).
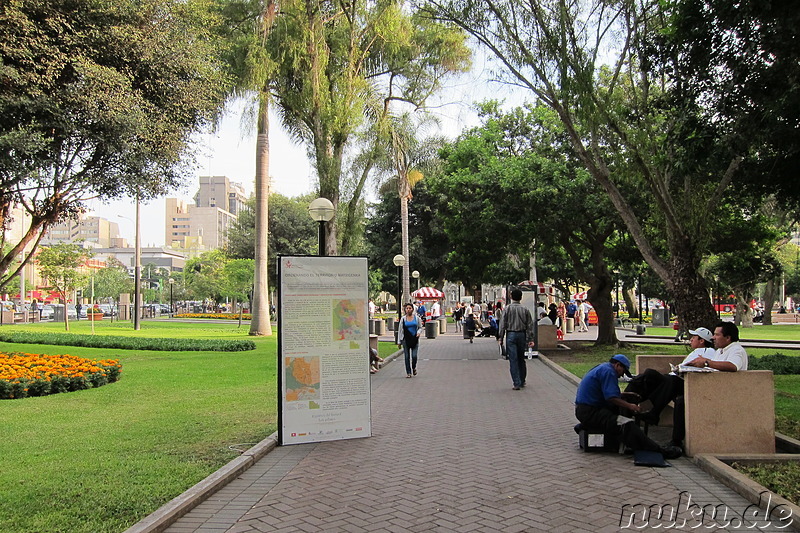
588, 272, 617, 345
249, 100, 273, 337
763, 278, 778, 326
663, 246, 717, 331
400, 195, 411, 305
735, 292, 754, 328
622, 282, 638, 319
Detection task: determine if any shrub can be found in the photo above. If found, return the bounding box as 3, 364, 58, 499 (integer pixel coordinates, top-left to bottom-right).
0, 331, 256, 352
174, 313, 253, 320
0, 352, 122, 399
749, 353, 800, 375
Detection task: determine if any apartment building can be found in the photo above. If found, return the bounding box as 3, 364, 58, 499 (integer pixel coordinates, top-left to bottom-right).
194, 175, 248, 216
165, 175, 246, 250
41, 215, 122, 248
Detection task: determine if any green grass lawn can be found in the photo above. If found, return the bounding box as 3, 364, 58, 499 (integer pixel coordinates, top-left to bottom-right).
0, 320, 276, 533
645, 324, 800, 341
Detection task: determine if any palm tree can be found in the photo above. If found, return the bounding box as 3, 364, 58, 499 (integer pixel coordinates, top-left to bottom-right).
220, 0, 278, 336
249, 97, 273, 336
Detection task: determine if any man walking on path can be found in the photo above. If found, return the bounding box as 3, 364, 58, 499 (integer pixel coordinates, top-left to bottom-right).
498, 288, 534, 390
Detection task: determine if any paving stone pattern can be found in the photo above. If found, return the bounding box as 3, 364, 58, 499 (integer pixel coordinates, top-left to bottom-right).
165, 331, 793, 532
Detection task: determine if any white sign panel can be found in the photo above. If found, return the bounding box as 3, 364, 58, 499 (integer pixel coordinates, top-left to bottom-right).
278, 256, 371, 445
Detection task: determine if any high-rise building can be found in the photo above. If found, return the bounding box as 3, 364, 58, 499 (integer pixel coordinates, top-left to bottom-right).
41, 215, 122, 248
194, 175, 248, 216
165, 176, 246, 251
165, 198, 237, 250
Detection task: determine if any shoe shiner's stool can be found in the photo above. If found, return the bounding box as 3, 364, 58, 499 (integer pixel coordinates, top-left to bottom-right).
574, 423, 620, 452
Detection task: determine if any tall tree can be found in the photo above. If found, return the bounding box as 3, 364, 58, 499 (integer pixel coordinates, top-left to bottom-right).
0, 0, 229, 291
430, 103, 644, 344
365, 180, 452, 298
259, 0, 469, 255
421, 0, 781, 328
219, 0, 279, 336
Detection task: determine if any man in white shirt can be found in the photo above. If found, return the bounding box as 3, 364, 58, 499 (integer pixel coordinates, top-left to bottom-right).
430, 300, 441, 319
684, 322, 748, 371
669, 322, 747, 448
537, 309, 553, 325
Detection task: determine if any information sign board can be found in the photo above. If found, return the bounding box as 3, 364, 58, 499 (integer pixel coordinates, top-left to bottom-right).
278, 256, 371, 445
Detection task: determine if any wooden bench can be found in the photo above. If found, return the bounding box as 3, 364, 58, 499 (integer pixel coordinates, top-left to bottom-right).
634, 355, 775, 457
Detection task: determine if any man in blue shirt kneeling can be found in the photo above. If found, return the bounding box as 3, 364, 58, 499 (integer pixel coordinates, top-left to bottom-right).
575, 354, 682, 459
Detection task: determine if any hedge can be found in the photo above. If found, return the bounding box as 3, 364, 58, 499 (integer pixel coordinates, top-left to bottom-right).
0, 332, 256, 352
749, 353, 800, 375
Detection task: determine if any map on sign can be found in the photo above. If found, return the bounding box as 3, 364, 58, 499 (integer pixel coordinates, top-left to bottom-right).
332, 299, 365, 343
284, 356, 321, 401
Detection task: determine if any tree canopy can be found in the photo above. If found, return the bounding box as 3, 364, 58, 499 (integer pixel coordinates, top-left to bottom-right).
420, 0, 796, 328
0, 0, 229, 291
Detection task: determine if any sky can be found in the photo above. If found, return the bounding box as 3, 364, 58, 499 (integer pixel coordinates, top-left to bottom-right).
89, 53, 526, 247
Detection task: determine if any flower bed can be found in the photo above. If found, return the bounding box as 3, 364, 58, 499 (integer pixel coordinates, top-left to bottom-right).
0, 352, 122, 399
175, 313, 252, 320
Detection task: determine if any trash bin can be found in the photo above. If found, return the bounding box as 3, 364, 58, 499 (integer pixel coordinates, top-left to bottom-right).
425, 320, 439, 338
652, 308, 668, 327
636, 324, 647, 335
438, 316, 447, 334
369, 319, 376, 334
386, 317, 395, 332
53, 305, 65, 322
565, 317, 575, 333
374, 319, 386, 335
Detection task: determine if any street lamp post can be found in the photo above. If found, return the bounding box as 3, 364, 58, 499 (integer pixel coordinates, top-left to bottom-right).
308, 198, 335, 256
169, 278, 175, 317
412, 270, 420, 291
393, 255, 405, 318
119, 196, 141, 330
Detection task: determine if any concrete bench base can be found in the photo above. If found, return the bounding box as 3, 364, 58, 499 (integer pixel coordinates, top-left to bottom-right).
684, 371, 775, 457
634, 356, 775, 456
537, 325, 558, 350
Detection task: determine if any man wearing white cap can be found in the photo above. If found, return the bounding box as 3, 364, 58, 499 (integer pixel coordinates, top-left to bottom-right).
680, 327, 717, 365
626, 326, 718, 426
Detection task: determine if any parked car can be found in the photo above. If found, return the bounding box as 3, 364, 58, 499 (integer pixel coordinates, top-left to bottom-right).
48, 304, 78, 321
98, 304, 116, 317
39, 305, 54, 320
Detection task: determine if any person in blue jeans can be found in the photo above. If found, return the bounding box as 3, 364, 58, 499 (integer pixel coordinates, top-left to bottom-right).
397, 303, 422, 378
497, 289, 535, 390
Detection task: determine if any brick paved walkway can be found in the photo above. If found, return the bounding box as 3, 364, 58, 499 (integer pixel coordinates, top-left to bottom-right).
164, 330, 792, 532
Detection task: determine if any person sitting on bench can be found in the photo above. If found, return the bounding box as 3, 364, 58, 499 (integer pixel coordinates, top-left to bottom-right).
625, 322, 747, 449
575, 354, 682, 459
